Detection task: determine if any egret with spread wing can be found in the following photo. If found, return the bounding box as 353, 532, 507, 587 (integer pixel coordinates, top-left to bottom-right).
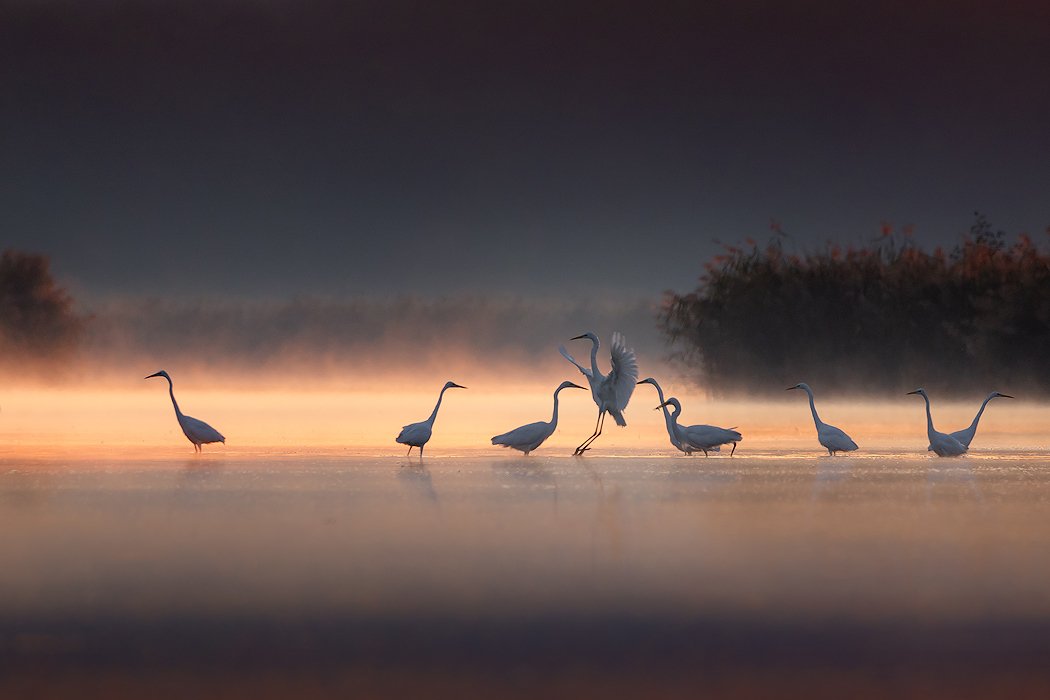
656, 397, 742, 456
491, 381, 586, 455
559, 331, 638, 455
787, 383, 858, 455
396, 381, 466, 457
950, 391, 1014, 447
145, 370, 225, 452
907, 388, 967, 457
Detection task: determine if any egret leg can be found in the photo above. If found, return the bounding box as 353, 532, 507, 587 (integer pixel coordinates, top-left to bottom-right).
703, 449, 709, 457
574, 410, 606, 455
406, 445, 413, 456
575, 411, 609, 455
730, 442, 736, 457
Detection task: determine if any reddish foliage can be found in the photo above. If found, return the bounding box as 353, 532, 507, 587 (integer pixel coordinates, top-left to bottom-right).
659, 215, 1050, 396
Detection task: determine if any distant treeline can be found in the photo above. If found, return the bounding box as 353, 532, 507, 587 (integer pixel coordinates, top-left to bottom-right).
0, 249, 83, 362
659, 215, 1050, 396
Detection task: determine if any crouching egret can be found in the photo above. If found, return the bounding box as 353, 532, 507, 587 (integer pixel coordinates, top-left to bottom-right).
491, 381, 586, 455
787, 383, 858, 455
950, 391, 1014, 447
559, 331, 638, 455
145, 370, 225, 452
907, 388, 967, 457
396, 381, 466, 457
656, 397, 742, 456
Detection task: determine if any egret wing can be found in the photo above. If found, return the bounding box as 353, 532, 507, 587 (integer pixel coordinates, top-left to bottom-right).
492, 421, 551, 450
608, 332, 639, 411
820, 424, 858, 451
397, 422, 431, 445
181, 414, 225, 443
948, 428, 973, 448
681, 424, 741, 449
558, 345, 593, 379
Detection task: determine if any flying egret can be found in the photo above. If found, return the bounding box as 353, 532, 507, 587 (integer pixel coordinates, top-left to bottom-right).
786, 383, 858, 455
145, 370, 225, 452
559, 331, 638, 455
656, 397, 742, 456
490, 381, 586, 455
636, 377, 686, 452
907, 388, 967, 457
396, 381, 466, 457
949, 391, 1014, 447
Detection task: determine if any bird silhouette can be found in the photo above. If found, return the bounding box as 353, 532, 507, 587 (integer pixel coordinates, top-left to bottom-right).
145, 370, 225, 452
559, 331, 638, 455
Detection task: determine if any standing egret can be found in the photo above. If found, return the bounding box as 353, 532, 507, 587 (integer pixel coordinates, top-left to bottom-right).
396, 381, 466, 457
950, 391, 1014, 447
906, 388, 967, 457
656, 397, 742, 456
636, 377, 685, 452
559, 331, 638, 455
145, 370, 225, 452
787, 383, 858, 455
490, 381, 586, 455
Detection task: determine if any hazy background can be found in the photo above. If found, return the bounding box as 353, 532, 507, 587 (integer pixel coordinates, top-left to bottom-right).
2, 0, 1049, 389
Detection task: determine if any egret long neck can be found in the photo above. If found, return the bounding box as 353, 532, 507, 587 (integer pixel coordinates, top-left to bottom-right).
921, 393, 936, 440
668, 403, 685, 441
550, 387, 564, 427
964, 395, 995, 437
804, 387, 822, 428
165, 376, 183, 418
651, 384, 679, 443
427, 386, 450, 425
588, 338, 601, 379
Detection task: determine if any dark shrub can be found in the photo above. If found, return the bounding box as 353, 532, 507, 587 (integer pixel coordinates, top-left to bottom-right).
0, 249, 84, 360
660, 215, 1050, 396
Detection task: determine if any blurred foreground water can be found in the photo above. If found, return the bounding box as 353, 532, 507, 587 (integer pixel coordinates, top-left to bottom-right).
2, 448, 1050, 698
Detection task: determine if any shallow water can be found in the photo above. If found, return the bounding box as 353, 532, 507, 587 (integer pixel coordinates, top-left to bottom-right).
3, 448, 1050, 697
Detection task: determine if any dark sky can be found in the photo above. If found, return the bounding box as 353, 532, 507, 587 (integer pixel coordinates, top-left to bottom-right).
3, 0, 1049, 303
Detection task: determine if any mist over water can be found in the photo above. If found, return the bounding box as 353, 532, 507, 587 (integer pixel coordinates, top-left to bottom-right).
16, 293, 664, 389
3, 285, 1049, 700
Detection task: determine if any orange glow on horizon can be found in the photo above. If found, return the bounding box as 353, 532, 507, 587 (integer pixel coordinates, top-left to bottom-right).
0, 382, 1045, 456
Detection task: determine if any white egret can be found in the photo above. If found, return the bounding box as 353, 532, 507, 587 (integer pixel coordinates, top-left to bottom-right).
949, 391, 1014, 447
636, 377, 686, 452
490, 381, 586, 455
145, 370, 225, 452
907, 388, 967, 457
656, 397, 742, 456
559, 331, 638, 455
396, 381, 466, 457
786, 383, 858, 455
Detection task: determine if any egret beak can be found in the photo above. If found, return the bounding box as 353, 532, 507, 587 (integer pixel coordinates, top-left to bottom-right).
785, 386, 797, 391
569, 334, 588, 340
144, 372, 162, 380
569, 383, 586, 390
906, 390, 920, 395
1000, 393, 1015, 399
655, 400, 671, 410
451, 383, 467, 389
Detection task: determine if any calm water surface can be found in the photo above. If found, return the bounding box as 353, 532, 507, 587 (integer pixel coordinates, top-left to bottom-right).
2, 448, 1049, 697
